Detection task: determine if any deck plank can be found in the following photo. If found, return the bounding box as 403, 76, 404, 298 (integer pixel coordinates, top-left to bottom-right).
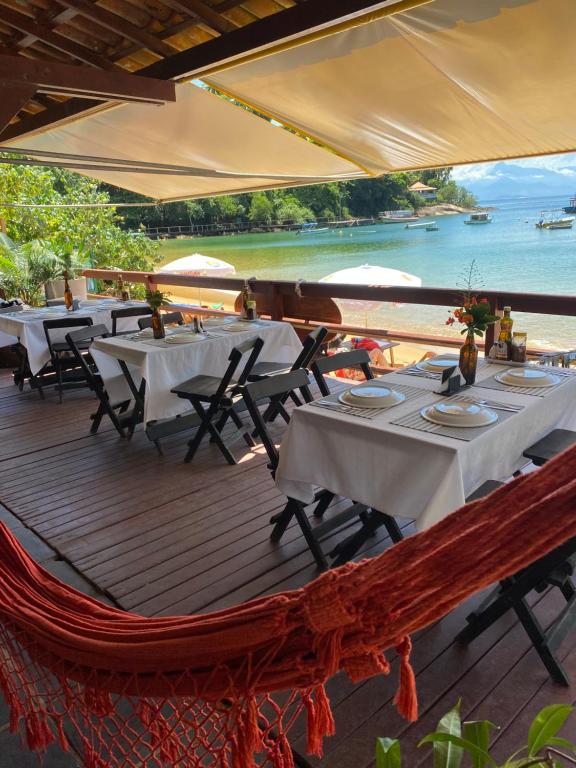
0, 368, 575, 768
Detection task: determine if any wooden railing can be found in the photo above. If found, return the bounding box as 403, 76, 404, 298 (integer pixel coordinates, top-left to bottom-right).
83, 269, 576, 354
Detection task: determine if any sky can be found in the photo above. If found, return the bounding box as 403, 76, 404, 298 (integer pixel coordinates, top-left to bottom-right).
451, 152, 576, 182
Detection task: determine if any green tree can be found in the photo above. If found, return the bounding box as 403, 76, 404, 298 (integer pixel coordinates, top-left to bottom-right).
247, 193, 274, 225
0, 164, 159, 272
436, 180, 477, 207
274, 196, 314, 224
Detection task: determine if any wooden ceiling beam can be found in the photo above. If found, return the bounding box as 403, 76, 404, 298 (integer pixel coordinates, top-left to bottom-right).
162, 0, 238, 34
53, 0, 177, 57
0, 5, 113, 67
0, 53, 176, 101
0, 84, 36, 132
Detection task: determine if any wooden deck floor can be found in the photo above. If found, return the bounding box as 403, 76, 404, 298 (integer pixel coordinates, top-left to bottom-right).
1, 369, 575, 767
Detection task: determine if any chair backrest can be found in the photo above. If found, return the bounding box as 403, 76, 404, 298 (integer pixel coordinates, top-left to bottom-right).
0, 304, 22, 314
312, 349, 374, 396
242, 369, 313, 469
65, 324, 109, 383
43, 317, 93, 355
291, 326, 328, 372
539, 350, 576, 368
111, 306, 153, 335
138, 311, 184, 330
217, 337, 265, 404
46, 298, 65, 307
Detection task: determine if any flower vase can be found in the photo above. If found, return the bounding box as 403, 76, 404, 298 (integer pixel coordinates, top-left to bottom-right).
151, 309, 165, 339
459, 330, 478, 385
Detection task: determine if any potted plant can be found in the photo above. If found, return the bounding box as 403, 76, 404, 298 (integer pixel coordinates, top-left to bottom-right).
0, 238, 61, 306
377, 701, 575, 768
44, 247, 89, 301
145, 288, 171, 339
445, 261, 498, 385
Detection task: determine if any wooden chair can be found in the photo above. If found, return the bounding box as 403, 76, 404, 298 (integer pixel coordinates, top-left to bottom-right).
138, 311, 184, 330
171, 336, 265, 465
41, 317, 93, 402
111, 306, 152, 336
65, 325, 140, 438
458, 479, 576, 685
241, 370, 403, 570
311, 348, 374, 397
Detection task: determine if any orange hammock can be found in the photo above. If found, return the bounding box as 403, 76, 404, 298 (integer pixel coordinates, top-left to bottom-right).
2, 445, 576, 768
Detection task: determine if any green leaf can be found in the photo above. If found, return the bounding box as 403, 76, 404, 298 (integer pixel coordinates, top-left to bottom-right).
431, 702, 464, 768
528, 704, 574, 756
419, 733, 496, 767
376, 737, 401, 768
547, 737, 576, 752
464, 721, 497, 768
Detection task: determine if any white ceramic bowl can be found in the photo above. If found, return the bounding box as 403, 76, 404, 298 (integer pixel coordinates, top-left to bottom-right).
339, 384, 406, 408
416, 356, 459, 373
164, 333, 205, 344
496, 368, 558, 387
421, 401, 498, 427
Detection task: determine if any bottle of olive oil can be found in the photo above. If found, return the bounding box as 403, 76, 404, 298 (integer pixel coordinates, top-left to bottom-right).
497, 306, 514, 359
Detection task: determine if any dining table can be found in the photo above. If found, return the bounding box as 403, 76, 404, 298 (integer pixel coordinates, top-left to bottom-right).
90, 317, 303, 423
0, 300, 148, 376
274, 357, 576, 530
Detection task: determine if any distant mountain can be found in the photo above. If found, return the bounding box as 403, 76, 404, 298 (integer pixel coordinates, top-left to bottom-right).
458, 162, 576, 202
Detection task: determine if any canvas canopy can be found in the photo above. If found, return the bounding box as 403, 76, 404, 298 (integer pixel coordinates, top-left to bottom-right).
4, 84, 365, 202
207, 0, 576, 174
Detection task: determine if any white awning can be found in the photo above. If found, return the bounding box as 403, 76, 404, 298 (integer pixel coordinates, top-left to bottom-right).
5, 83, 365, 202
207, 0, 576, 174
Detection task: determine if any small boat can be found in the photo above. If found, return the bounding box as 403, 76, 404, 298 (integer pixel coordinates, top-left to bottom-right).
405, 221, 432, 229
426, 223, 439, 231
297, 223, 330, 235
563, 195, 576, 215
464, 212, 492, 225
536, 215, 574, 230
379, 209, 418, 223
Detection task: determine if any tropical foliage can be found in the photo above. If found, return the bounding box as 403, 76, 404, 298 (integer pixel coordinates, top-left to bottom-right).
0, 237, 62, 305
376, 701, 576, 768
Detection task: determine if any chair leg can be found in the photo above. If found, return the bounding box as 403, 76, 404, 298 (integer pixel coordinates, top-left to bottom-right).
55, 356, 63, 404
312, 490, 333, 518
513, 597, 570, 685
228, 408, 256, 447
376, 511, 404, 543
184, 420, 211, 463
270, 502, 295, 542
291, 501, 329, 570
206, 421, 237, 465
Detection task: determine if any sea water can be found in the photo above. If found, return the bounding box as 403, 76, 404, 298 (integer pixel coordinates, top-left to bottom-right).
159, 195, 576, 349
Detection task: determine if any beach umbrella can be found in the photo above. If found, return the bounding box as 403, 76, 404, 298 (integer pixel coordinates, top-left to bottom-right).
320, 264, 421, 313
160, 254, 236, 277
159, 254, 236, 307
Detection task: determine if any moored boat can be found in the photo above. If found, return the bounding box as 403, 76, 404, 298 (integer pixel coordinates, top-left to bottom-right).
536, 211, 574, 229
563, 195, 576, 215
405, 220, 433, 229
464, 212, 492, 224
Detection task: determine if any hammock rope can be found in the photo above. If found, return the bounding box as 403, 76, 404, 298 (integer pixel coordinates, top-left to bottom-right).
1, 444, 576, 767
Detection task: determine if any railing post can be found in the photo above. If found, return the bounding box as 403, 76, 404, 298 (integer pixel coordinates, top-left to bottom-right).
270, 285, 285, 321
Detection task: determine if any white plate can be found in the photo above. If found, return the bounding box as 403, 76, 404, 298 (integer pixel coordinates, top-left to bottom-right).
164, 333, 206, 344
421, 401, 498, 427
495, 368, 559, 388
133, 328, 154, 338
203, 316, 234, 326
339, 384, 406, 408
221, 322, 260, 332
416, 356, 459, 373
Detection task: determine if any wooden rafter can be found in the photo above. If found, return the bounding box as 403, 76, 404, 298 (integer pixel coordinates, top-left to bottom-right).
0, 85, 36, 132
0, 4, 113, 68
0, 53, 176, 102
53, 0, 177, 57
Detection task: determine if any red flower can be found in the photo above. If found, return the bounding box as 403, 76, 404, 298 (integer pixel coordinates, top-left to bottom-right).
445, 317, 455, 326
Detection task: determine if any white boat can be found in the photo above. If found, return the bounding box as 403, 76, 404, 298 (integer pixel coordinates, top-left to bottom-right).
426, 223, 439, 231
297, 223, 330, 234
379, 209, 418, 223
465, 212, 492, 224
405, 220, 433, 229
535, 212, 574, 229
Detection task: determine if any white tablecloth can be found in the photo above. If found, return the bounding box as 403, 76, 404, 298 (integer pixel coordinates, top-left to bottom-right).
275, 362, 576, 530
91, 321, 302, 423
0, 302, 146, 375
